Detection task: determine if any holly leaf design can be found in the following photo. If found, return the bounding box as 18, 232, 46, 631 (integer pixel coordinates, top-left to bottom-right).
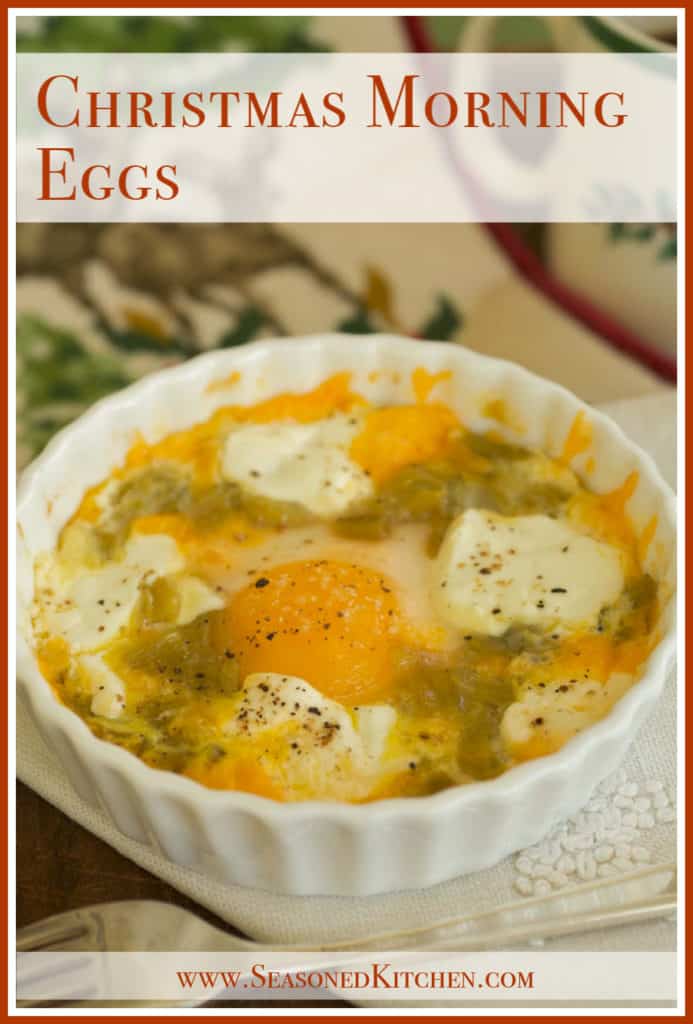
418, 295, 463, 341
218, 307, 268, 347
363, 266, 399, 328
608, 223, 627, 241
336, 308, 378, 334
105, 325, 196, 357
608, 223, 656, 244
17, 314, 132, 461
17, 15, 323, 53
658, 235, 677, 262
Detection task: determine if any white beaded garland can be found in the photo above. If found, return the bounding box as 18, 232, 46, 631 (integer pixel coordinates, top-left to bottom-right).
515, 876, 533, 896
512, 774, 674, 897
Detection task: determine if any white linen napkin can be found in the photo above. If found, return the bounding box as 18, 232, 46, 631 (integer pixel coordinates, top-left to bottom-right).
17, 390, 677, 951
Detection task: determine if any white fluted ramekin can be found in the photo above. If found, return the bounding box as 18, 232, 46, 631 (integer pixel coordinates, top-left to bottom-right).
17, 335, 676, 896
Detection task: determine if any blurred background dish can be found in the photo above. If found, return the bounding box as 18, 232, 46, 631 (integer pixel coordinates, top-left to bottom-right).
547, 223, 676, 361
410, 13, 677, 367
451, 13, 676, 53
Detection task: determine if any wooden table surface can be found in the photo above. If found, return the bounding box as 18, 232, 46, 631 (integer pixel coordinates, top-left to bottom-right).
16, 781, 342, 1008
17, 781, 218, 927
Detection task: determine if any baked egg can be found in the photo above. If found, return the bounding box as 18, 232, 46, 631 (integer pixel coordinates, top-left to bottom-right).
31, 371, 661, 801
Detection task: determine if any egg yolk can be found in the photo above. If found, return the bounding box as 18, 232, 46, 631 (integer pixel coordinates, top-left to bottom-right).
215, 559, 402, 704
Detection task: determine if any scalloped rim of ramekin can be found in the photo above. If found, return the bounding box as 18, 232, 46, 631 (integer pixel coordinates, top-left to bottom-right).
17, 334, 677, 828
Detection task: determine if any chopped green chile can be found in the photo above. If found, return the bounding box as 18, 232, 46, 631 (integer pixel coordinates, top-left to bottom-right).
121, 614, 240, 698
465, 433, 532, 462
391, 650, 516, 783
332, 447, 573, 546
597, 573, 658, 640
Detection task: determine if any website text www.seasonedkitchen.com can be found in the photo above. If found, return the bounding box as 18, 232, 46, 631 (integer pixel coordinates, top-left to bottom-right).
175, 962, 537, 995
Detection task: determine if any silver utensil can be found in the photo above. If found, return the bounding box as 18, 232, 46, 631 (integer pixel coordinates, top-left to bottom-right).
17, 860, 676, 1006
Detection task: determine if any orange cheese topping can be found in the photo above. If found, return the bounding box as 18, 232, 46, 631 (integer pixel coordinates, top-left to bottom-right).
131, 513, 195, 546
560, 410, 592, 465
411, 367, 453, 403
349, 404, 460, 485
482, 397, 526, 435
231, 371, 361, 424
548, 631, 654, 682
185, 755, 284, 799
637, 515, 659, 565
571, 470, 640, 568
205, 370, 241, 394
37, 636, 71, 688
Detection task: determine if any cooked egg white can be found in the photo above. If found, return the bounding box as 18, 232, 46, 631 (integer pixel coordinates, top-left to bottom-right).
501, 673, 633, 760
222, 672, 398, 800
221, 414, 374, 518
35, 534, 184, 651
354, 704, 398, 761
227, 672, 362, 745
170, 574, 225, 626
432, 510, 625, 637
75, 653, 127, 719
